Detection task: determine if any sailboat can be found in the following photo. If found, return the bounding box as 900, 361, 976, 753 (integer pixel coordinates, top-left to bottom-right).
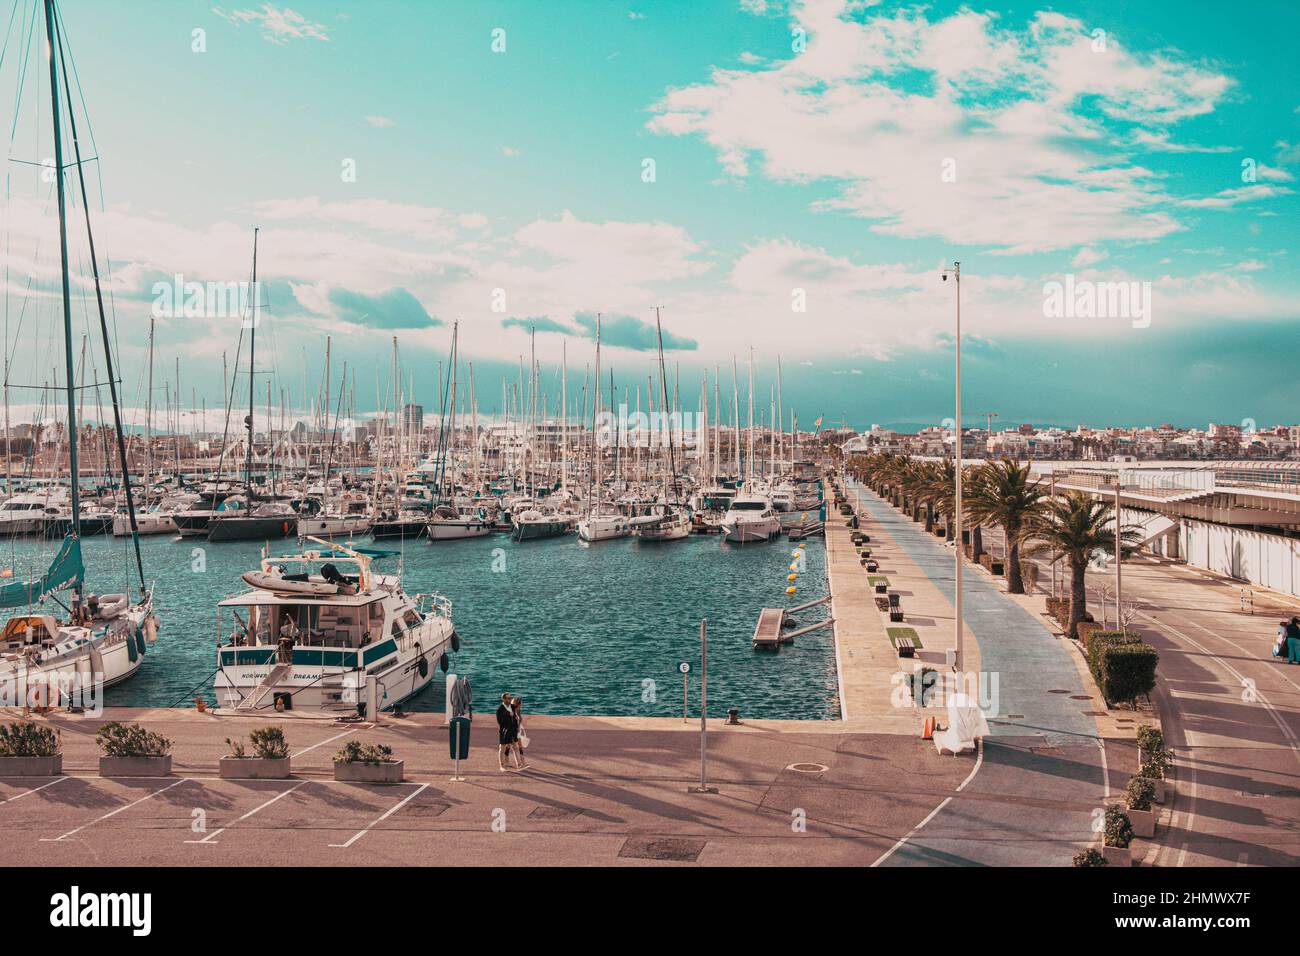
1, 0, 160, 706
206, 229, 296, 543
631, 308, 691, 542
577, 313, 631, 543
426, 324, 494, 541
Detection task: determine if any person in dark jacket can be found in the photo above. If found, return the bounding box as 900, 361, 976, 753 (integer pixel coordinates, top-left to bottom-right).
496, 692, 519, 770
1286, 617, 1300, 665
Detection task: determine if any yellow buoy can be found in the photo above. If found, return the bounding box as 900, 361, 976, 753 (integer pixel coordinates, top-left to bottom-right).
786, 586, 797, 594
787, 572, 797, 581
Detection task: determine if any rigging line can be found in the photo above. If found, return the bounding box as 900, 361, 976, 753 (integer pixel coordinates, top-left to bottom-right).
54, 5, 145, 592
53, 2, 101, 198
6, 0, 35, 142
0, 0, 20, 95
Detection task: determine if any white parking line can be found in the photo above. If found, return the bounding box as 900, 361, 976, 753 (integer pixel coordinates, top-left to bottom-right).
0, 776, 67, 804
185, 780, 310, 845
40, 778, 188, 843
329, 782, 428, 849
292, 728, 358, 760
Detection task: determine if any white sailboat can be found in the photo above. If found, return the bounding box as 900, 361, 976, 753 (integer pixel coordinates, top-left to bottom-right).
1, 0, 160, 707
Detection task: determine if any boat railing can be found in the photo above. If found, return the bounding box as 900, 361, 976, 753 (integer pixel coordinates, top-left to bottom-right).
415, 592, 453, 619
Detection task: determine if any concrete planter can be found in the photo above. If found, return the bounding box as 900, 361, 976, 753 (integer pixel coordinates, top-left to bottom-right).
220, 756, 291, 780
0, 754, 62, 776
333, 759, 404, 784
100, 755, 172, 777
1101, 844, 1132, 867
1127, 807, 1156, 838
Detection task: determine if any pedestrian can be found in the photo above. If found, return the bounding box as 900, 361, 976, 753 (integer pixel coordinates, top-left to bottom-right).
511, 695, 530, 771
496, 692, 520, 770
1286, 617, 1300, 665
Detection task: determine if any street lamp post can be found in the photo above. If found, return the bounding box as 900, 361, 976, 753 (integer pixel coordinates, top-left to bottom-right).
943, 261, 962, 672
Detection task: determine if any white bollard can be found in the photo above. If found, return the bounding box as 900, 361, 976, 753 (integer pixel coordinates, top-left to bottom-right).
444, 672, 456, 725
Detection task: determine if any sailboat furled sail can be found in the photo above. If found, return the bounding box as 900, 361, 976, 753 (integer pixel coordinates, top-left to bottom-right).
0, 536, 85, 609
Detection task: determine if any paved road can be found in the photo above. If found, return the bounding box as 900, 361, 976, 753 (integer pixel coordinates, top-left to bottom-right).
1055, 552, 1300, 867
850, 483, 1106, 866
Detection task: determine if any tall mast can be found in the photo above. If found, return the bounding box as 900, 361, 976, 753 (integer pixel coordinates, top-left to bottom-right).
245, 228, 259, 502
45, 0, 81, 556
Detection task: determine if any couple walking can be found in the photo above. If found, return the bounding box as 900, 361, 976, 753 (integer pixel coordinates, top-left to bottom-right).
496, 692, 530, 771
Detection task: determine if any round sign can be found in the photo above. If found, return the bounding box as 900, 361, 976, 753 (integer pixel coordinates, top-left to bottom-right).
678, 662, 691, 674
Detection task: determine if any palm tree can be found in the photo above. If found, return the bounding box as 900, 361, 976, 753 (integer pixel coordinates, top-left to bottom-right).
965, 459, 1046, 594
1026, 491, 1141, 638
914, 459, 957, 539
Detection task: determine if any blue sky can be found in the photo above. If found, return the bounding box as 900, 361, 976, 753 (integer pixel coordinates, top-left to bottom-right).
2, 0, 1297, 432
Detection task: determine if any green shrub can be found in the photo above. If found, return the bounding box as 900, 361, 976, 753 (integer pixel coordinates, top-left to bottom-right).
1098, 642, 1159, 707
249, 726, 289, 760
0, 721, 60, 757
1104, 804, 1133, 848
1072, 847, 1108, 867
96, 722, 171, 758
1086, 631, 1142, 687
1126, 775, 1156, 811
1140, 747, 1170, 780
335, 739, 394, 765
225, 737, 246, 758
1136, 724, 1163, 753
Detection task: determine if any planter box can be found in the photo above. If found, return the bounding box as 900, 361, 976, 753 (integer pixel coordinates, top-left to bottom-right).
220, 756, 291, 780
333, 760, 404, 784
1127, 807, 1156, 838
0, 754, 62, 776
100, 755, 172, 777
1101, 844, 1132, 867
988, 561, 1005, 576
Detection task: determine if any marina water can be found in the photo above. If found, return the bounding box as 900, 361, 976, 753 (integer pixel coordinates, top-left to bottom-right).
4, 533, 837, 719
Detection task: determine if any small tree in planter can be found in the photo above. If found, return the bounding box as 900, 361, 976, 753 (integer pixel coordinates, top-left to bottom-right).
221, 726, 292, 779
1126, 776, 1157, 838
96, 722, 172, 777
1139, 747, 1170, 804
333, 739, 403, 784
1101, 804, 1133, 866
1136, 724, 1163, 765
1072, 847, 1108, 867
0, 721, 61, 776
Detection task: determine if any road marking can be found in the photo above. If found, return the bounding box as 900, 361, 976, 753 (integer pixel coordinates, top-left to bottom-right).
870, 740, 983, 867
0, 776, 67, 804
329, 782, 428, 849
185, 780, 310, 845
40, 778, 188, 842
292, 728, 358, 760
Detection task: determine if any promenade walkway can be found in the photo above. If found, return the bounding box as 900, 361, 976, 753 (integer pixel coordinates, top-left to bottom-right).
848, 481, 1106, 866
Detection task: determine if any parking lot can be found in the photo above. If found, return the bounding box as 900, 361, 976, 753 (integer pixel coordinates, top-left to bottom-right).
1, 709, 974, 866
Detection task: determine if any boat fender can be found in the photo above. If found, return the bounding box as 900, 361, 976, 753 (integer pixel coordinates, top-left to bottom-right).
450, 631, 460, 653
417, 656, 428, 678
439, 652, 449, 673
144, 615, 160, 644
134, 625, 147, 656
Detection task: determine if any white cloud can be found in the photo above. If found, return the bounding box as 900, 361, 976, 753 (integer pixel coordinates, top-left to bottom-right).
1072, 247, 1108, 268
363, 116, 396, 128
648, 0, 1233, 253
213, 4, 331, 44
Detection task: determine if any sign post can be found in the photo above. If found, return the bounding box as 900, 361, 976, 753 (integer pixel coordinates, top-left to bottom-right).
448, 715, 470, 782
678, 661, 690, 722
691, 620, 717, 794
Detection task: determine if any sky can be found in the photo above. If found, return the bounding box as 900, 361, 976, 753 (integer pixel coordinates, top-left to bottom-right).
1, 0, 1297, 434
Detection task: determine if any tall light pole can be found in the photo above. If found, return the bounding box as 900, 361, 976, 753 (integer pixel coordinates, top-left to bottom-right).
943, 261, 962, 671
1115, 466, 1123, 628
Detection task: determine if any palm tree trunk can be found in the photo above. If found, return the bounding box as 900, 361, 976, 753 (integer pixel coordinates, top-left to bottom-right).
972, 524, 984, 561
945, 511, 955, 541
1007, 539, 1024, 593
1068, 557, 1087, 639
924, 503, 934, 533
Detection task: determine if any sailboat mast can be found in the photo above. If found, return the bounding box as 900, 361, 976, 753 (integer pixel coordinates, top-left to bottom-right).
45, 0, 81, 554
245, 228, 259, 502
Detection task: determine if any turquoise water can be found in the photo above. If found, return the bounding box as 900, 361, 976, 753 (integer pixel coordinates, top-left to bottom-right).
3, 529, 837, 719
